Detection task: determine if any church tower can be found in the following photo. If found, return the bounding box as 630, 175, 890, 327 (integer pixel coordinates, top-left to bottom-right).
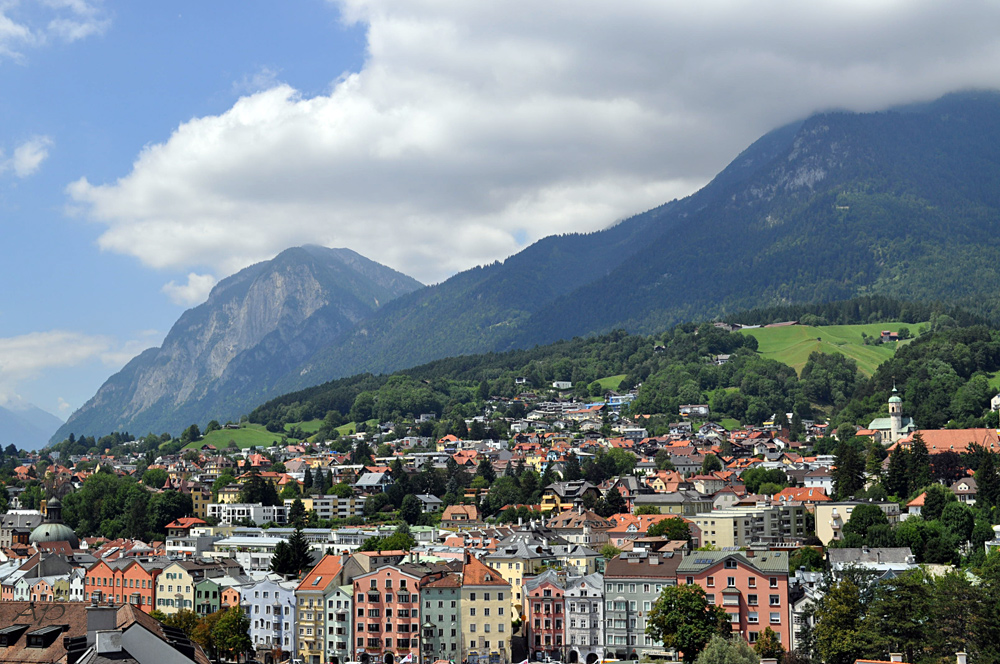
888, 386, 903, 443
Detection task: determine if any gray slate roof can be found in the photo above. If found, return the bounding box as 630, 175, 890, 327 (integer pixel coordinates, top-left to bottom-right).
676, 550, 789, 574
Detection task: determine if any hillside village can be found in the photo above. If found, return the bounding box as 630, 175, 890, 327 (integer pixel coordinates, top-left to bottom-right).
2, 376, 1000, 664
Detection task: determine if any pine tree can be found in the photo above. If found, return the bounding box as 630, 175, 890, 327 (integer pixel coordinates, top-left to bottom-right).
976, 451, 1000, 508
563, 453, 582, 481
907, 433, 932, 494
476, 456, 496, 483
885, 446, 910, 499
303, 468, 313, 491
833, 441, 865, 500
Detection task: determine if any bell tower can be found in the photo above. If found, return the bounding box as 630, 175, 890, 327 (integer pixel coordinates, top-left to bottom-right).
888, 385, 903, 443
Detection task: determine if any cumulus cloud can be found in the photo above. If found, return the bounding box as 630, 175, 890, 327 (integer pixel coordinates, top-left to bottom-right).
67, 0, 1000, 286
2, 135, 54, 177
162, 272, 218, 306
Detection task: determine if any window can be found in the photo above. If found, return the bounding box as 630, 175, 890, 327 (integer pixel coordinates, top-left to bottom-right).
707, 577, 715, 587
748, 578, 756, 588
485, 593, 490, 601
470, 608, 476, 616
471, 592, 477, 600
770, 595, 780, 606
748, 631, 758, 643
386, 579, 392, 589
748, 612, 759, 624
470, 624, 476, 633
725, 559, 737, 569
770, 613, 780, 624
706, 594, 715, 605
770, 577, 778, 588
748, 594, 758, 606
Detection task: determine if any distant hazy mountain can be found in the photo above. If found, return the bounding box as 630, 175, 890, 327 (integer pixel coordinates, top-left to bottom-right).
58, 91, 1000, 441
0, 400, 63, 450
52, 246, 422, 440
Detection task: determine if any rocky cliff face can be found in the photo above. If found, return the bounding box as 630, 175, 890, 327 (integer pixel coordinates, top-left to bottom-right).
53, 246, 422, 439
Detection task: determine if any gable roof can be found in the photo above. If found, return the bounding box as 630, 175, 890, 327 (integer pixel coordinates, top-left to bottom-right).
297, 554, 344, 592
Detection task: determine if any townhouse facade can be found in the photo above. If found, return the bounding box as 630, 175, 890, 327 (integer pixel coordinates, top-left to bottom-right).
241, 578, 299, 658
565, 573, 604, 664
603, 550, 682, 660
525, 570, 565, 661
677, 550, 791, 647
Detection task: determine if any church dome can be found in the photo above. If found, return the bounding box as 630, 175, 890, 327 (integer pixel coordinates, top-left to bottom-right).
28, 522, 79, 549
888, 395, 902, 404
29, 495, 79, 549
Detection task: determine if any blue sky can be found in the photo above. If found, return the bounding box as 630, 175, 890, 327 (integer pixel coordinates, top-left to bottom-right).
4, 0, 1000, 424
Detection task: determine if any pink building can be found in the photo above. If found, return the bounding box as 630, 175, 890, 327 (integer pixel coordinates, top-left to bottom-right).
354, 565, 424, 664
677, 551, 790, 648
524, 570, 565, 660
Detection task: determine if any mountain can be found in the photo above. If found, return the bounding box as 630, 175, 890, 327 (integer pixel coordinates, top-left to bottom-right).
52, 246, 422, 441
57, 91, 1000, 441
280, 91, 1000, 393
0, 400, 63, 450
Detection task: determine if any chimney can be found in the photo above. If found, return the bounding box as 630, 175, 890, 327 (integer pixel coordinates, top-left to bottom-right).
957, 654, 968, 664
86, 604, 118, 645
890, 654, 903, 663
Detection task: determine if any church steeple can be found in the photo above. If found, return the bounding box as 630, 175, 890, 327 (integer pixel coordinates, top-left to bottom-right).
888, 384, 903, 443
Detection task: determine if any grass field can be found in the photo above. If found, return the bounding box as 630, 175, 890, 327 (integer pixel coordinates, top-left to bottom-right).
290, 419, 324, 434
183, 424, 288, 450
989, 371, 1000, 391
739, 322, 924, 376
595, 374, 626, 391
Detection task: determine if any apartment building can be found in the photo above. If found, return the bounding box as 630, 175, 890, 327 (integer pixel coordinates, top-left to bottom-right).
565, 573, 604, 664
677, 550, 790, 647
603, 550, 682, 660
524, 570, 565, 661
206, 502, 288, 526
352, 563, 426, 664
297, 555, 345, 664
461, 553, 511, 664
283, 496, 365, 521
689, 503, 806, 548
241, 578, 299, 658
326, 583, 355, 664
814, 501, 901, 545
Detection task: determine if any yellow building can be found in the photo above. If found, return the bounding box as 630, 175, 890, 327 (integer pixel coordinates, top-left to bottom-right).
217, 484, 242, 504
156, 560, 241, 616
157, 562, 196, 615
296, 555, 345, 664
460, 554, 512, 664
190, 486, 211, 518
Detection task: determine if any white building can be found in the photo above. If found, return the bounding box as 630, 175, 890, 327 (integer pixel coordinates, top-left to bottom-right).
565, 573, 604, 664
241, 578, 299, 657
207, 503, 288, 526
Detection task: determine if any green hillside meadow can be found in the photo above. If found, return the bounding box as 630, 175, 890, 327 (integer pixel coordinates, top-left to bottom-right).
739, 322, 922, 376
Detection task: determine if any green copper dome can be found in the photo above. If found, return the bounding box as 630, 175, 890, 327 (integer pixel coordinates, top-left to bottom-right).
29, 522, 79, 549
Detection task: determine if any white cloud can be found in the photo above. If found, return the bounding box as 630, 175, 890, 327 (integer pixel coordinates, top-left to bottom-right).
67, 0, 1000, 286
0, 330, 111, 380
162, 272, 218, 306
56, 397, 71, 414
6, 135, 53, 177
0, 0, 107, 60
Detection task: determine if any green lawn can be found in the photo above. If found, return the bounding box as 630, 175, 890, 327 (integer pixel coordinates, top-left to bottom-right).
739, 322, 924, 376
595, 374, 627, 391
988, 371, 1000, 391
333, 419, 379, 436
184, 424, 287, 450
290, 419, 324, 434
719, 418, 741, 431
